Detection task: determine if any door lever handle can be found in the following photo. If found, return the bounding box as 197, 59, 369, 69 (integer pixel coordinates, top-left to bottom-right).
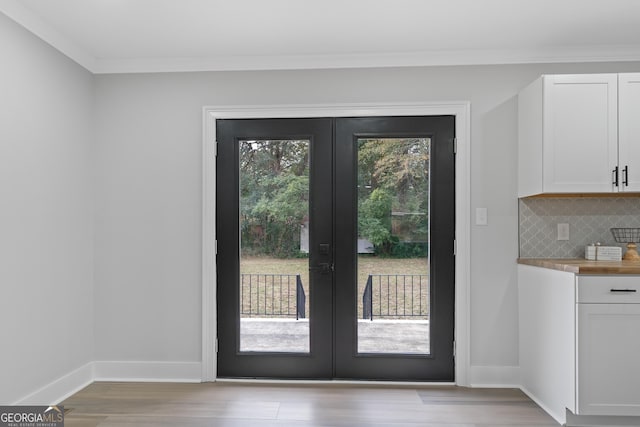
309, 263, 334, 274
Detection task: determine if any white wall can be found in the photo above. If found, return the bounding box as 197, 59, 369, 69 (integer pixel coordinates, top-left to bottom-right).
0, 13, 94, 403
3, 7, 640, 397
93, 62, 640, 379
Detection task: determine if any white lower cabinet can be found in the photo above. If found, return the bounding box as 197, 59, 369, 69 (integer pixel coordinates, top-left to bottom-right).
576, 276, 640, 416
519, 266, 640, 425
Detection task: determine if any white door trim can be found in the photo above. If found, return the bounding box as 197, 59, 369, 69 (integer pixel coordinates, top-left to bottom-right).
202, 102, 471, 385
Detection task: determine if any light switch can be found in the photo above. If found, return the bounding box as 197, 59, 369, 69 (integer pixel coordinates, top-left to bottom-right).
475, 208, 488, 226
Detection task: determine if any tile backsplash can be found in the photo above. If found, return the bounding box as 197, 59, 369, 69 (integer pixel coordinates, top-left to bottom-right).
519, 197, 640, 258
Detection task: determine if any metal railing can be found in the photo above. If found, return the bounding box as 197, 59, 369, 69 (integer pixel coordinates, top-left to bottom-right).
240, 274, 306, 319
362, 274, 429, 320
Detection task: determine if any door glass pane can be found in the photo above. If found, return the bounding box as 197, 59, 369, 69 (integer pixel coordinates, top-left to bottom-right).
357, 138, 430, 354
238, 139, 310, 353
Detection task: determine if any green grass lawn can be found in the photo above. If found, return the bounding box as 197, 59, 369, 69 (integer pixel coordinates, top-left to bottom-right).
239, 256, 429, 319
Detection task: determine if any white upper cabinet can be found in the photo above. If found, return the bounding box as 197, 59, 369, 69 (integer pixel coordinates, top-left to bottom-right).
619, 73, 640, 192
543, 74, 618, 193
518, 74, 619, 196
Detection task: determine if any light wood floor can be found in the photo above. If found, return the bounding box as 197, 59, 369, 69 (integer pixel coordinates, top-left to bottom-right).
62, 382, 559, 426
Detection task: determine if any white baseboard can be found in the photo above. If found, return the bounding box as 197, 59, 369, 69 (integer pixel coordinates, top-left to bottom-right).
12, 361, 202, 405
467, 365, 520, 388
13, 362, 523, 407
12, 362, 94, 406
93, 361, 202, 383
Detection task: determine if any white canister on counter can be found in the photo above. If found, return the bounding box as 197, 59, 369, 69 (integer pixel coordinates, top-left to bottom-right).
585, 243, 598, 260
596, 246, 623, 261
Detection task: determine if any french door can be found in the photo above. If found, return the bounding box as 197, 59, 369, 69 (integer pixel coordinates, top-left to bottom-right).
216, 116, 455, 380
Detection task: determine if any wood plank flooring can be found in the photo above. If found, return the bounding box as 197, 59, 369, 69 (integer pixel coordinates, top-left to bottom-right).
61, 382, 559, 426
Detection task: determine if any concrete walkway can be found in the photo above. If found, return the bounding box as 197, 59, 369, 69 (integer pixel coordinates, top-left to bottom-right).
239, 318, 429, 354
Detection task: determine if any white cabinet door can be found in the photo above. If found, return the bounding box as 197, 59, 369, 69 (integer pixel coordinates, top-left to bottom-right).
543, 74, 618, 193
619, 73, 640, 192
519, 265, 576, 423
577, 303, 640, 416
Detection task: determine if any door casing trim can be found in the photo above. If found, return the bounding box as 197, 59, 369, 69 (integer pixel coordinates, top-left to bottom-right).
202, 102, 471, 385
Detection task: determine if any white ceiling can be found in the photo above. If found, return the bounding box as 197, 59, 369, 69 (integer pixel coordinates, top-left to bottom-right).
2, 0, 640, 73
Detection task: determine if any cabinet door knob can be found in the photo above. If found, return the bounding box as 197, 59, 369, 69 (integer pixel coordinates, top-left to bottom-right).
623, 166, 629, 187
613, 166, 619, 187
610, 288, 637, 293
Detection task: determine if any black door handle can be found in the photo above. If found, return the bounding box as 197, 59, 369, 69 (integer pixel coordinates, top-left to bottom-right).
309, 263, 334, 274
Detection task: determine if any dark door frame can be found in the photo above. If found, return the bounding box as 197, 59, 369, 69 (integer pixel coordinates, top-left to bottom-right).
202, 103, 471, 385
333, 116, 455, 381
216, 117, 334, 379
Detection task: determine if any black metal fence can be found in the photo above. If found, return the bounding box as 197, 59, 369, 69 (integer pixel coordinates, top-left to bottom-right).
240, 274, 306, 319
362, 274, 429, 320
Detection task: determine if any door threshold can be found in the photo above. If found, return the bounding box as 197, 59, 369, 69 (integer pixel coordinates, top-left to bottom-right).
215, 378, 456, 387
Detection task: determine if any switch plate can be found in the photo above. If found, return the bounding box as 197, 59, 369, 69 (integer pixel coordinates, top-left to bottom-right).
475, 208, 488, 226
557, 223, 570, 241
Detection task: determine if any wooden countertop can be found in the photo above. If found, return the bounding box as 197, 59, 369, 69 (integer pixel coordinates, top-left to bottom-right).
518, 258, 640, 274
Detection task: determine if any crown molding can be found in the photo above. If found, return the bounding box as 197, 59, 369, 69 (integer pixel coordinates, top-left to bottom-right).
91, 45, 640, 74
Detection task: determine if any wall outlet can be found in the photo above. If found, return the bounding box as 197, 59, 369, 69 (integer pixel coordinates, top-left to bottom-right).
557, 223, 570, 241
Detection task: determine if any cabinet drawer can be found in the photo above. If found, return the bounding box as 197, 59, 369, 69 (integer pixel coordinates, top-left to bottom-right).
577, 276, 640, 303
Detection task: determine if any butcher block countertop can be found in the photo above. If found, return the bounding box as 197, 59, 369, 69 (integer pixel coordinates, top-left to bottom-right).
518, 258, 640, 274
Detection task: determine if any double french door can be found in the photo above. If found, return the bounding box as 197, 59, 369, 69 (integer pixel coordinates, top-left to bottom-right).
216, 116, 455, 380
